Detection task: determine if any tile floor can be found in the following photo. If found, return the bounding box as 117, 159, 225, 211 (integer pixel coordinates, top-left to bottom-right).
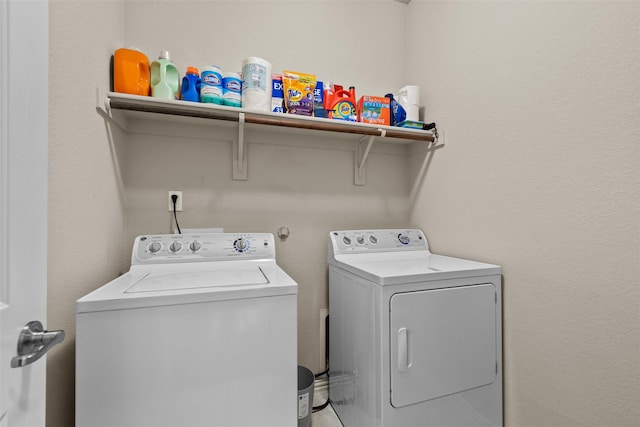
312, 403, 342, 427
310, 378, 342, 427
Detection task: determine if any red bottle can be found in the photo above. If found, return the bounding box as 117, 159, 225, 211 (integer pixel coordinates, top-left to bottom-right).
328, 89, 357, 121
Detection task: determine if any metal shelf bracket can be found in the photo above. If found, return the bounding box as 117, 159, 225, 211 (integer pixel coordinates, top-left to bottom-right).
233, 112, 248, 180
95, 88, 128, 129
355, 131, 381, 186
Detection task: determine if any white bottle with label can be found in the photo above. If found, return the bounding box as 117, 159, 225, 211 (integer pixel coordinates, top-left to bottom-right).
395, 85, 420, 122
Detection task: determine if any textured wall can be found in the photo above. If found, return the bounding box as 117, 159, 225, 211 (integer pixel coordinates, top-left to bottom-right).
121, 0, 409, 375
47, 1, 126, 427
407, 1, 640, 426
48, 1, 639, 427
47, 1, 408, 426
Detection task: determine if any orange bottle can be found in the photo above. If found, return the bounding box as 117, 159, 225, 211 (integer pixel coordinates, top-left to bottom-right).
328, 89, 357, 121
113, 48, 150, 96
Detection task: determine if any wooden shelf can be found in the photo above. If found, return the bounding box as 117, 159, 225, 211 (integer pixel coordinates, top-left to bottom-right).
96, 89, 440, 185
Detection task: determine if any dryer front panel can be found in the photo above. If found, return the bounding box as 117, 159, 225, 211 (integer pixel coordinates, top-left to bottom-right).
390, 283, 497, 408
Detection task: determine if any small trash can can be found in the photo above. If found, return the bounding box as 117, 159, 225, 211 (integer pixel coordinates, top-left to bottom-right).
298, 365, 314, 427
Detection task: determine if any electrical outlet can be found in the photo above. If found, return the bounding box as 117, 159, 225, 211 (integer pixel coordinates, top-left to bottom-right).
168, 191, 183, 211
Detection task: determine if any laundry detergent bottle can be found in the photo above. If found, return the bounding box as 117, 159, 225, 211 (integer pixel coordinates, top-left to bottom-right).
385, 93, 406, 126
328, 89, 357, 121
181, 66, 201, 102
113, 47, 150, 96
150, 50, 179, 100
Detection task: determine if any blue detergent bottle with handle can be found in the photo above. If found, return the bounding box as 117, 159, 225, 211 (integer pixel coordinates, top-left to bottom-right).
181, 67, 201, 102
150, 50, 179, 100
385, 93, 406, 126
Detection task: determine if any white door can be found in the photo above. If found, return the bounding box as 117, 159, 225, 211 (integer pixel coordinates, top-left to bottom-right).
0, 0, 58, 426
390, 284, 497, 408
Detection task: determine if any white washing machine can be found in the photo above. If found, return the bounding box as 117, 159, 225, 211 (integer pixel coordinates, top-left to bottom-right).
76, 233, 298, 427
328, 229, 502, 427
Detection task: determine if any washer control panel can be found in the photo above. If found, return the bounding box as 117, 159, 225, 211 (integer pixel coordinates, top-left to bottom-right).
132, 233, 275, 264
330, 229, 428, 255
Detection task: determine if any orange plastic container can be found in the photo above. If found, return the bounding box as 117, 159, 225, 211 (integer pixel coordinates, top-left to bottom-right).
113, 48, 150, 96
328, 89, 357, 121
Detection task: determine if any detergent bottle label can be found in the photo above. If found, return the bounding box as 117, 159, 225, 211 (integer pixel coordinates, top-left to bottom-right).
331, 100, 357, 121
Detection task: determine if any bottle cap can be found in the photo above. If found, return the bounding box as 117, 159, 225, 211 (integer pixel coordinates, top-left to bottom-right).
187, 66, 199, 75
159, 50, 171, 60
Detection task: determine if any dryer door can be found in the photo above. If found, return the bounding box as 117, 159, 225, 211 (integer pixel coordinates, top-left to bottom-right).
390, 283, 497, 408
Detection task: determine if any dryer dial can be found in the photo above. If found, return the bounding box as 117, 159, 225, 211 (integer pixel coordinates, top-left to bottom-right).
189, 240, 202, 252
398, 234, 410, 245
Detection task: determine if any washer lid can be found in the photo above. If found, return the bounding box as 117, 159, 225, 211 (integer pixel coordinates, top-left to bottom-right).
125, 267, 269, 293
76, 261, 297, 313
331, 251, 501, 285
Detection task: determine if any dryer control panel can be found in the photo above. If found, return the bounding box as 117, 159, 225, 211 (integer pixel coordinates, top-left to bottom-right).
329, 229, 429, 256
132, 233, 275, 264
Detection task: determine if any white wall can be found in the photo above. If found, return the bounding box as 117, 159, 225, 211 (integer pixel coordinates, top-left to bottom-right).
124, 0, 407, 99
407, 1, 640, 426
47, 1, 126, 426
47, 1, 409, 426
121, 0, 409, 375
47, 1, 639, 427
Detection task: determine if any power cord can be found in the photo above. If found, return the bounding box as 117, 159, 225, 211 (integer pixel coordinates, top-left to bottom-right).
422, 122, 439, 142
315, 369, 328, 378
312, 370, 330, 413
312, 314, 330, 413
171, 194, 181, 234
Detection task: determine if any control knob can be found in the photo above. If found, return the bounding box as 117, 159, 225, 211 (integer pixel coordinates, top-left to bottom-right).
356, 236, 365, 245
169, 241, 182, 253
234, 238, 249, 252
398, 234, 410, 245
342, 236, 352, 245
148, 241, 162, 253
369, 235, 378, 244
189, 240, 202, 252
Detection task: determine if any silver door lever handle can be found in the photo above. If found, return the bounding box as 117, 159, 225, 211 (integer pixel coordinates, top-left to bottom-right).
11, 321, 65, 368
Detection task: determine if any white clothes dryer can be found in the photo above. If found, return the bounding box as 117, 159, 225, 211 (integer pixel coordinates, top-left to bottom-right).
328, 229, 502, 427
76, 233, 298, 427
